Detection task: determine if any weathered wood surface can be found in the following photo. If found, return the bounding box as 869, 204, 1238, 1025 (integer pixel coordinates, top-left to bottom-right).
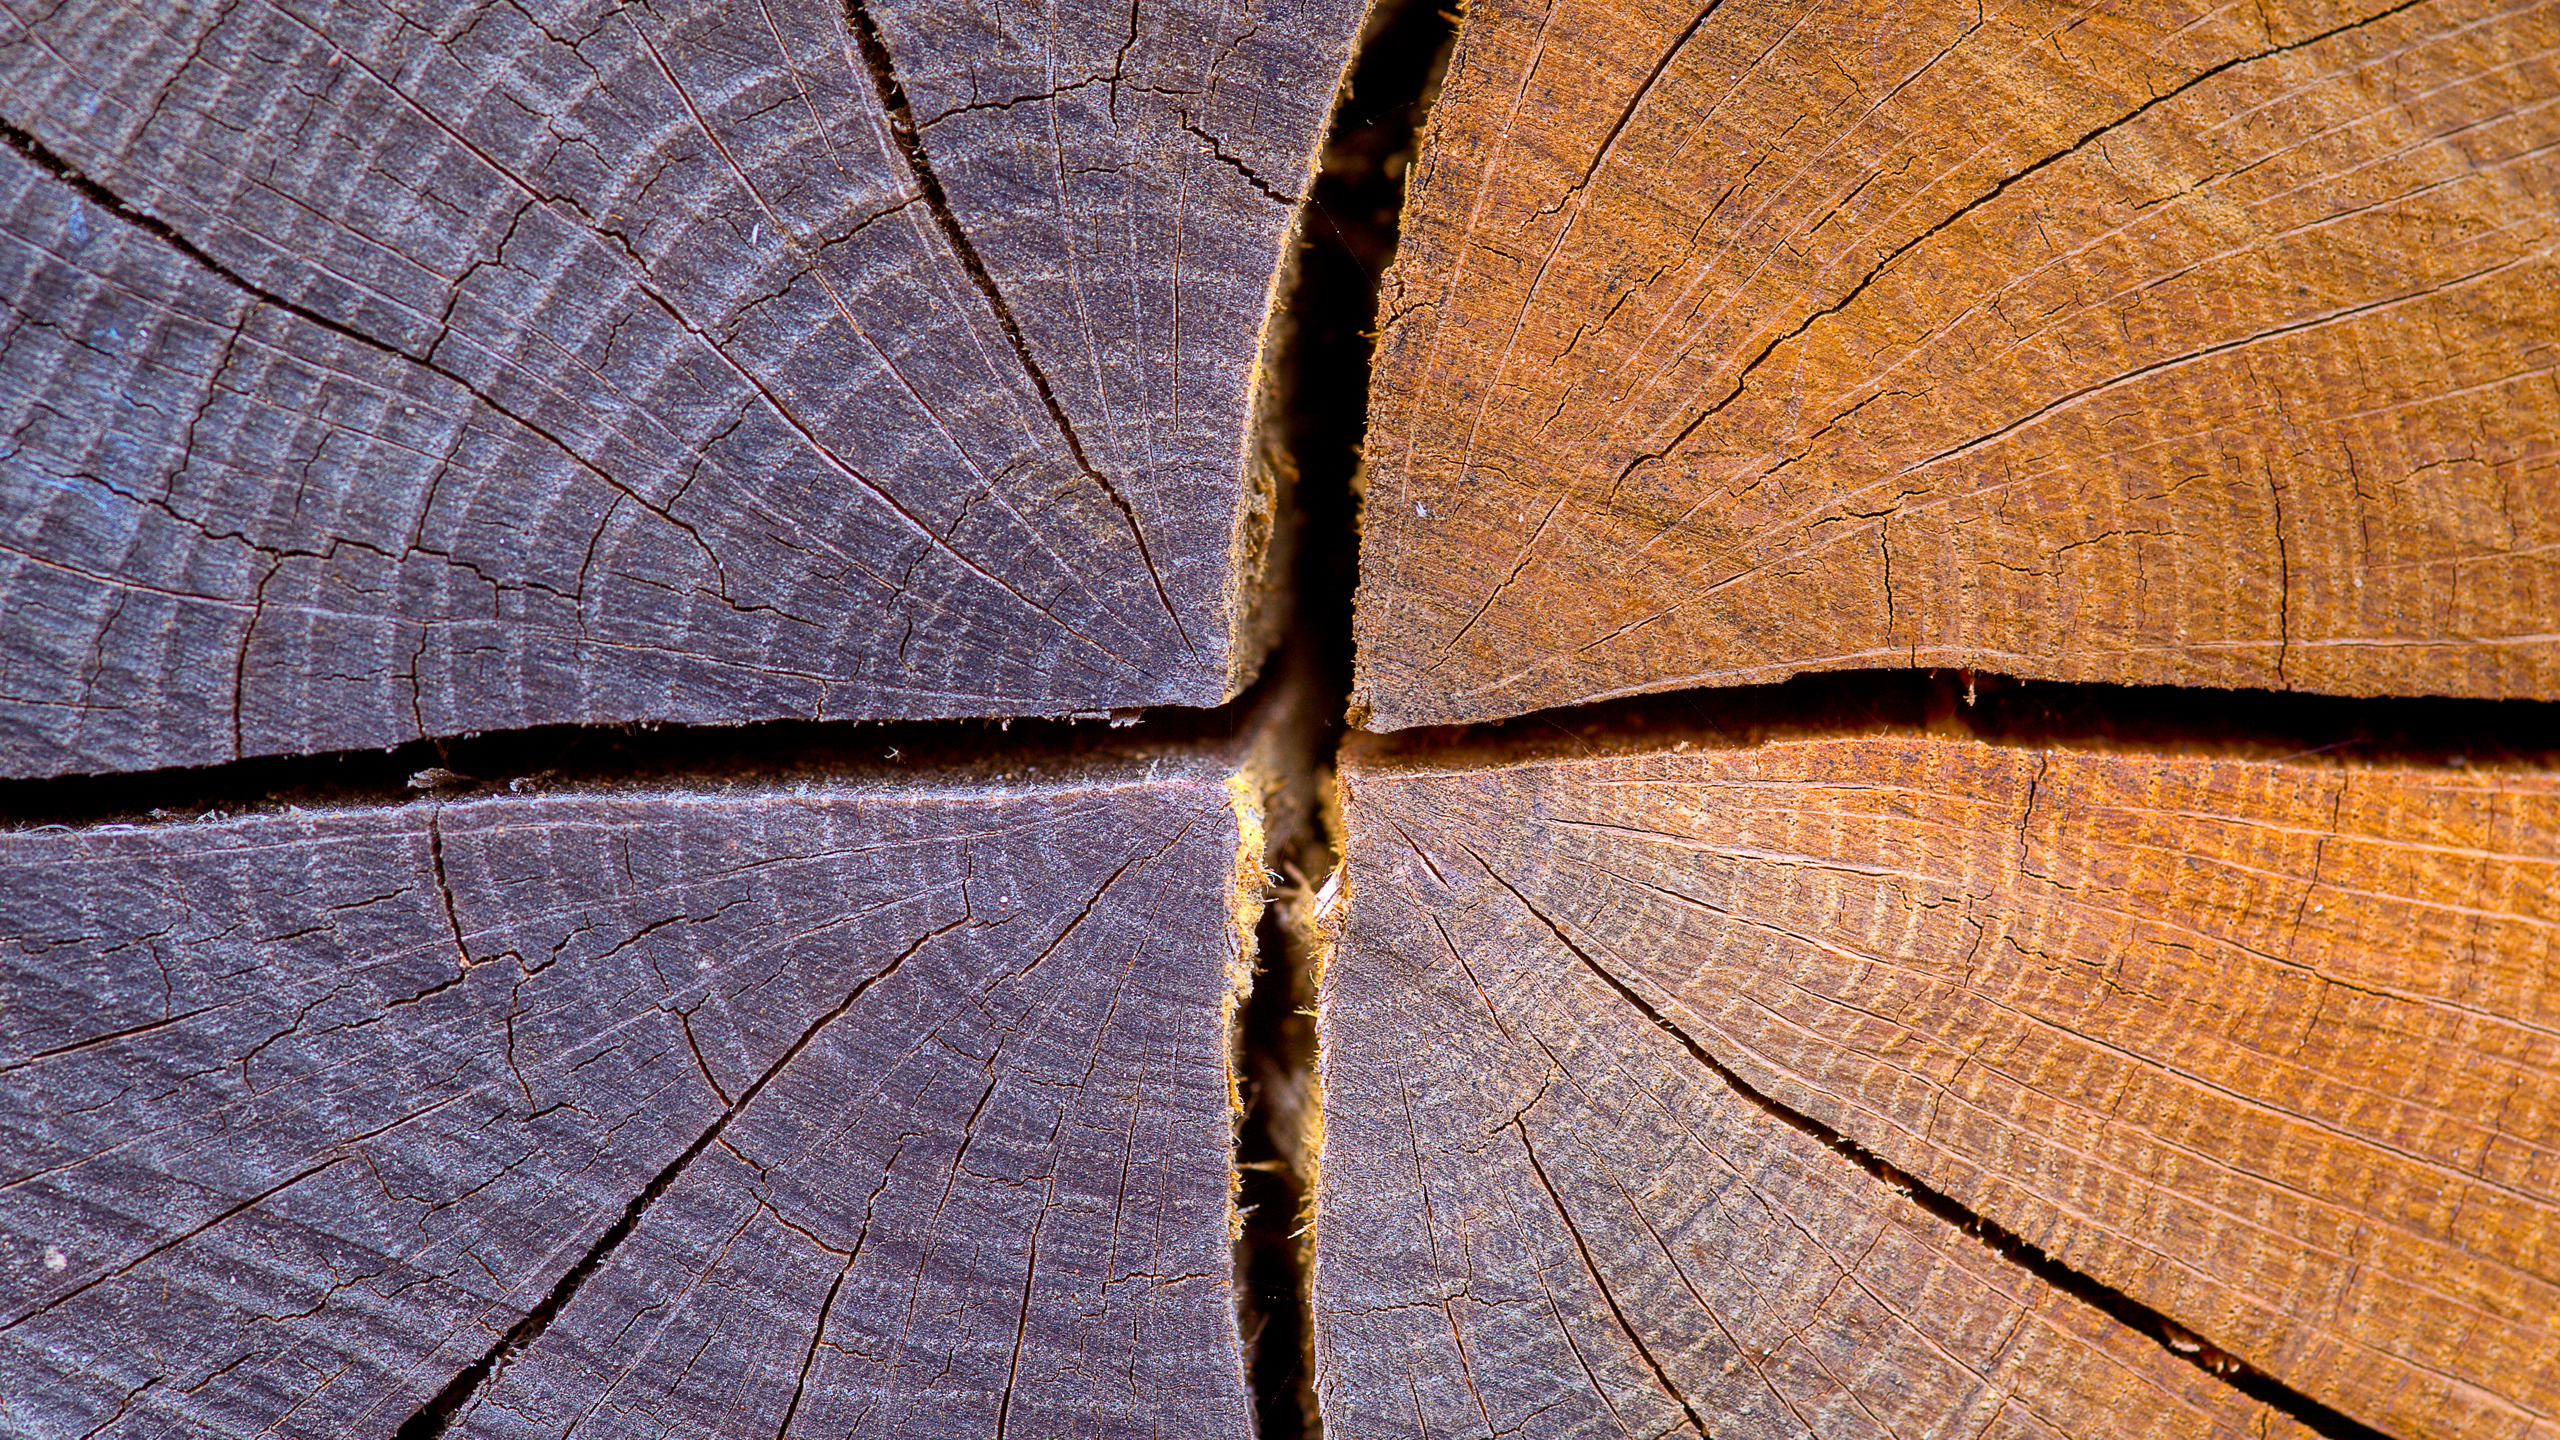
1323, 734, 2560, 1439
0, 764, 1264, 1438
0, 0, 1365, 779
1351, 0, 2560, 730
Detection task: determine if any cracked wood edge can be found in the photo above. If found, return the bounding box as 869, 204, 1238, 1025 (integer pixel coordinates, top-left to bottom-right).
0, 764, 1265, 1439
1351, 0, 2560, 729
0, 0, 1367, 778
1326, 733, 2560, 1439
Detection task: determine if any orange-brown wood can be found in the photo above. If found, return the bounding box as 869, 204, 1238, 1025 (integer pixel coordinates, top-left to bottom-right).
1314, 741, 2341, 1438
1352, 0, 2560, 730
1324, 733, 2560, 1438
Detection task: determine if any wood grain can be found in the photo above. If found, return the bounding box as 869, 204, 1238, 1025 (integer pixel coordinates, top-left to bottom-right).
1352, 0, 2560, 730
0, 0, 1364, 777
1326, 733, 2560, 1438
0, 765, 1264, 1438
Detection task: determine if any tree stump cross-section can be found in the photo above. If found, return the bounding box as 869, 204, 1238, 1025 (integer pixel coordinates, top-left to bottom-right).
4, 0, 2559, 1435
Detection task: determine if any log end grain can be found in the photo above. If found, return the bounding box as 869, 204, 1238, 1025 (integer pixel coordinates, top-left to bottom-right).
1315, 731, 2560, 1438
1351, 0, 2560, 730
0, 757, 1275, 1438
0, 0, 1369, 778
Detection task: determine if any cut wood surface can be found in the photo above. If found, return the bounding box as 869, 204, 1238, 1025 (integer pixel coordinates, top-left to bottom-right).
1351, 0, 2560, 730
1324, 732, 2560, 1439
0, 763, 1264, 1438
0, 0, 1365, 779
1317, 754, 2308, 1439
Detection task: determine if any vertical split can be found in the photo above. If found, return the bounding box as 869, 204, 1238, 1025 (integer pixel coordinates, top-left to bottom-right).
1229, 0, 1459, 1430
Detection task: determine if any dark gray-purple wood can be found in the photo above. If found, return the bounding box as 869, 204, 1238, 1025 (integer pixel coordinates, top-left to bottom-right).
0, 0, 1363, 778
0, 769, 1256, 1438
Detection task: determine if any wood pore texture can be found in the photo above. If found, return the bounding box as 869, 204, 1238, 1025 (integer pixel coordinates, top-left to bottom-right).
1318, 734, 2560, 1439
1351, 0, 2560, 730
0, 0, 1364, 778
0, 767, 1262, 1438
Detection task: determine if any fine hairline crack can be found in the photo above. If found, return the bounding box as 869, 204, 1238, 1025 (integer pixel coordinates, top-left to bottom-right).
840, 0, 1197, 661
391, 917, 966, 1438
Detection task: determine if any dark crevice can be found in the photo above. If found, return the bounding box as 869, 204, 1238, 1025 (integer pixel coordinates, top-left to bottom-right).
840, 0, 1194, 657
2, 6, 1452, 1431
1229, 1, 1458, 1434
0, 696, 1289, 832
391, 921, 954, 1438
1, 0, 2515, 1435
1348, 666, 2560, 776
1464, 847, 2399, 1440
1236, 894, 1323, 1439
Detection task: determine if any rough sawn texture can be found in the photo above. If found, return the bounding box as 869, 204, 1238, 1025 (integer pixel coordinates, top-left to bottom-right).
0, 767, 1262, 1438
1315, 743, 2330, 1439
0, 0, 1365, 777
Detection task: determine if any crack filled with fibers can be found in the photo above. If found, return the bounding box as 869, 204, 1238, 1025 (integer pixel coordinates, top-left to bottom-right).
1228, 0, 1460, 1431
2, 1, 2537, 1436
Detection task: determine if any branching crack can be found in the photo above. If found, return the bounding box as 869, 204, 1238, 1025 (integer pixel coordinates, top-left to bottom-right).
5, 3, 2488, 1438
0, 118, 732, 599
1636, 0, 2435, 470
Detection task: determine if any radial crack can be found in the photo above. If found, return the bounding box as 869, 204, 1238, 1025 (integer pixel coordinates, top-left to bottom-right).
1457, 843, 2400, 1440
841, 0, 1196, 659
392, 915, 967, 1437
